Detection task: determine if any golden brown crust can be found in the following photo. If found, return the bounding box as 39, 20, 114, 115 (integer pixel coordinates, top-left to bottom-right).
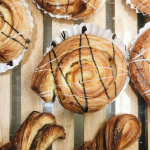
130, 28, 150, 103
131, 0, 150, 14
77, 140, 97, 150
34, 0, 102, 19
77, 114, 142, 150
0, 0, 30, 63
0, 142, 12, 150
0, 111, 66, 150
31, 34, 127, 114
36, 125, 66, 150
11, 111, 56, 150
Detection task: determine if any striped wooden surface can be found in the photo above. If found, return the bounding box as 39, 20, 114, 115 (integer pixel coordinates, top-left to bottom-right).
0, 0, 148, 150
0, 70, 11, 146
115, 0, 138, 149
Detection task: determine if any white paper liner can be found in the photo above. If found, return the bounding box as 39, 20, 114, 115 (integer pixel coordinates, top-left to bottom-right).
0, 0, 34, 73
33, 0, 106, 20
44, 23, 130, 104
126, 0, 149, 15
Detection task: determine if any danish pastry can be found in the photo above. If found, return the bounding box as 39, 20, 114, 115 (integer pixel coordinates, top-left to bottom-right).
0, 0, 30, 64
130, 28, 150, 103
34, 0, 103, 19
0, 111, 66, 150
31, 26, 127, 114
77, 114, 142, 150
131, 0, 150, 14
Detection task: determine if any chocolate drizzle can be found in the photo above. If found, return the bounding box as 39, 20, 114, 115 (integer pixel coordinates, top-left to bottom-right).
61, 31, 66, 40
79, 34, 88, 112
48, 51, 63, 106
7, 61, 13, 66
66, 0, 70, 13
42, 0, 44, 8
84, 33, 110, 99
131, 51, 150, 64
1, 32, 24, 47
0, 54, 7, 62
114, 81, 117, 96
51, 41, 88, 113
112, 43, 115, 61
0, 15, 25, 40
130, 56, 150, 88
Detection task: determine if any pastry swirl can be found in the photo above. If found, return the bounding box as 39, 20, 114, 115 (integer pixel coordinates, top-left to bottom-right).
131, 0, 150, 14
0, 111, 66, 150
31, 27, 127, 114
34, 0, 102, 19
77, 114, 142, 150
0, 0, 30, 63
130, 28, 150, 103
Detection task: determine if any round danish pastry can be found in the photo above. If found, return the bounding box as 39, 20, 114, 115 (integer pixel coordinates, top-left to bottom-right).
31, 27, 127, 114
130, 28, 150, 103
0, 0, 30, 64
33, 0, 103, 19
130, 0, 150, 14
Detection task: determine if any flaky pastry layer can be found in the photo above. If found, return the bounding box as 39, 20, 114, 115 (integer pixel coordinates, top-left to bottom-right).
31, 34, 127, 114
130, 28, 150, 103
77, 114, 142, 150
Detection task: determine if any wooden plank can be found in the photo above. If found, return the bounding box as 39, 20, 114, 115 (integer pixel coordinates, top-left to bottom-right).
0, 71, 11, 146
52, 18, 74, 150
115, 0, 138, 150
84, 4, 106, 141
21, 0, 43, 122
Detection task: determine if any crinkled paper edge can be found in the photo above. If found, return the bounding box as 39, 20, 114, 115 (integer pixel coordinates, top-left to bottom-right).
0, 0, 34, 73
33, 0, 106, 20
126, 0, 150, 16
44, 23, 130, 104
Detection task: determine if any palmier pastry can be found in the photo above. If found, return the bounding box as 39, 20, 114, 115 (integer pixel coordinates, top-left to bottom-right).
31, 26, 127, 114
131, 0, 150, 14
130, 28, 150, 103
0, 0, 30, 64
77, 114, 142, 150
33, 0, 102, 19
0, 111, 66, 150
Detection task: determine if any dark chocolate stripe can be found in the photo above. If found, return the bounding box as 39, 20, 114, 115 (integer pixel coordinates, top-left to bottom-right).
112, 43, 115, 61
51, 48, 88, 113
114, 81, 117, 96
79, 34, 88, 112
130, 56, 150, 88
1, 32, 24, 47
77, 0, 90, 15
49, 51, 63, 106
0, 15, 25, 40
66, 0, 70, 13
85, 34, 110, 99
131, 51, 150, 64
0, 54, 7, 61
42, 0, 44, 8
